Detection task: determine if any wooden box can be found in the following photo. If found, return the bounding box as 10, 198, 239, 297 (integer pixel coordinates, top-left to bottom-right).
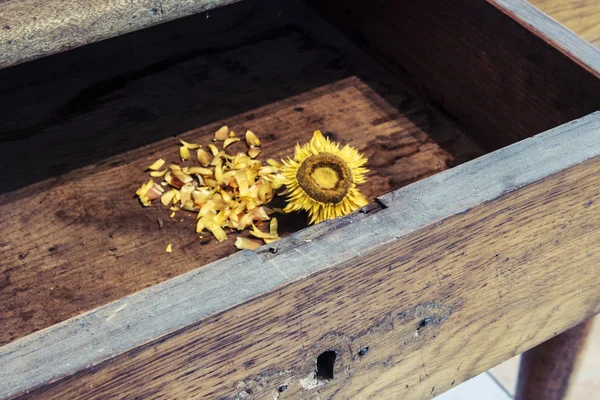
1, 0, 600, 398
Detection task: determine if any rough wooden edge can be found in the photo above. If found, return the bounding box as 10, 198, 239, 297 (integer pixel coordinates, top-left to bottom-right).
491, 0, 600, 77
1, 112, 599, 399
0, 0, 242, 69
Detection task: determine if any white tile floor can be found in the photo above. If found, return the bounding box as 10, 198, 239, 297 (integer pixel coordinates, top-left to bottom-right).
434, 373, 511, 400
435, 316, 600, 400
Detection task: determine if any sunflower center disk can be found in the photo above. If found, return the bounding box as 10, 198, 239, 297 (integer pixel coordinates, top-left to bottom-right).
296, 153, 352, 204
311, 167, 338, 189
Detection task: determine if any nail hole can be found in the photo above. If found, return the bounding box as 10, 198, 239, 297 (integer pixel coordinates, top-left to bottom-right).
315, 350, 336, 381
278, 384, 287, 392
269, 247, 278, 254
358, 346, 369, 357
417, 316, 434, 331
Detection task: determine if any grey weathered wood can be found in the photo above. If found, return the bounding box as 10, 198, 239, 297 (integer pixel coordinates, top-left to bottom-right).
1, 112, 600, 399
0, 0, 243, 68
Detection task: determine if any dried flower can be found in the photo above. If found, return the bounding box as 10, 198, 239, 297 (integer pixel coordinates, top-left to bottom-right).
280, 130, 368, 224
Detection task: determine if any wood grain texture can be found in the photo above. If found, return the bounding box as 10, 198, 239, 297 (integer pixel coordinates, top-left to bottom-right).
0, 0, 483, 347
308, 0, 600, 151
515, 319, 594, 400
0, 0, 243, 68
530, 0, 600, 47
6, 113, 600, 400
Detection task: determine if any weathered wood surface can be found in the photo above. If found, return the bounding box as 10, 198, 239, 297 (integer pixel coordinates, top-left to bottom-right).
515, 319, 594, 400
0, 0, 244, 69
0, 0, 483, 347
2, 113, 600, 400
531, 0, 600, 47
308, 0, 600, 151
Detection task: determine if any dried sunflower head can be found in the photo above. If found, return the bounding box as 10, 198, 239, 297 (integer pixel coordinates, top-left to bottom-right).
281, 130, 368, 224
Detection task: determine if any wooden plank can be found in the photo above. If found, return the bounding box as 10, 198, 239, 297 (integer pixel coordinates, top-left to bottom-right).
308, 0, 600, 151
2, 112, 600, 399
530, 0, 600, 47
0, 0, 483, 346
0, 0, 243, 68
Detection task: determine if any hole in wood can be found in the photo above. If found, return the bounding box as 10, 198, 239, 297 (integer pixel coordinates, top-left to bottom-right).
358, 346, 369, 357
315, 350, 337, 381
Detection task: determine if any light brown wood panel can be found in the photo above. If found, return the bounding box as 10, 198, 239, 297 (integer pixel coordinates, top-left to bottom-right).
0, 0, 243, 68
0, 0, 483, 346
530, 0, 600, 47
15, 129, 600, 400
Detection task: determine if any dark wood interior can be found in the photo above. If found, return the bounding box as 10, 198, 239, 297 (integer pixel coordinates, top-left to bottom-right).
0, 0, 485, 346
309, 0, 600, 150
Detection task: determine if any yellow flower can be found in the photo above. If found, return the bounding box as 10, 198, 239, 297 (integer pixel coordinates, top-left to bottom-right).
281, 130, 369, 224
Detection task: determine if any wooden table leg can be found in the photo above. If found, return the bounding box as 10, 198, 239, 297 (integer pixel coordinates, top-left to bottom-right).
515, 319, 594, 400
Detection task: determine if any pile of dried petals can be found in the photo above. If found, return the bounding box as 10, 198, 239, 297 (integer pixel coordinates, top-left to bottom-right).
136, 126, 285, 250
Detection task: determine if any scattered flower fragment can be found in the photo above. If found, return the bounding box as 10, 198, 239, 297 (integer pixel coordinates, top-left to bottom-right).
180, 139, 201, 149
136, 127, 283, 246
223, 137, 240, 149
150, 169, 168, 177
248, 147, 261, 159
197, 148, 212, 166
165, 243, 172, 253
245, 130, 261, 147
148, 159, 165, 171
235, 237, 262, 250
214, 125, 229, 141
136, 179, 164, 206
179, 146, 190, 161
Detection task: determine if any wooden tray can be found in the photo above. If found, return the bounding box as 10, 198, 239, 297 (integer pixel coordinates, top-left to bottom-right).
1, 0, 599, 399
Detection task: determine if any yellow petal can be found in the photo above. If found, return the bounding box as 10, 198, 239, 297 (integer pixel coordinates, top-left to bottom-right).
180, 139, 201, 149
208, 223, 227, 242
182, 200, 198, 211
250, 224, 278, 239
245, 130, 261, 147
223, 137, 240, 149
235, 170, 249, 197
170, 165, 193, 185
235, 237, 262, 250
214, 125, 229, 141
179, 184, 195, 205
166, 243, 172, 253
267, 158, 282, 168
197, 148, 212, 167
148, 158, 165, 171
248, 147, 261, 159
187, 166, 213, 175
270, 217, 278, 235
229, 131, 236, 138
196, 218, 205, 233
204, 178, 218, 187
238, 213, 254, 229
215, 163, 223, 184
170, 211, 176, 218
179, 146, 191, 161
161, 190, 176, 207
208, 144, 219, 156
149, 169, 168, 177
